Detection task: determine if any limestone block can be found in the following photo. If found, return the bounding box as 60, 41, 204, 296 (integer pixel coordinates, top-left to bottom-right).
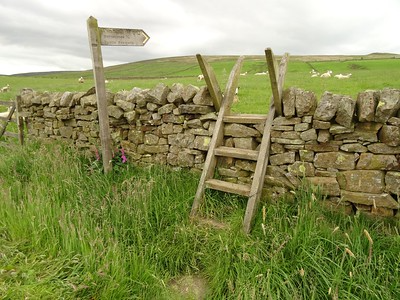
116, 100, 135, 112
295, 89, 317, 117
107, 105, 124, 119
299, 149, 314, 162
367, 143, 400, 154
305, 143, 339, 152
300, 128, 317, 141
148, 83, 169, 105
288, 161, 315, 176
269, 152, 296, 165
337, 170, 385, 194
158, 103, 176, 115
356, 90, 378, 122
193, 136, 211, 151
334, 122, 381, 142
167, 83, 184, 103
233, 137, 257, 150
193, 86, 214, 106
182, 84, 200, 103
313, 120, 331, 129
306, 177, 340, 196
379, 125, 400, 146
224, 123, 260, 137
340, 143, 367, 153
335, 96, 356, 128
314, 92, 338, 121
341, 190, 399, 209
179, 104, 214, 115
375, 88, 400, 123
385, 171, 400, 195
272, 116, 301, 126
356, 153, 399, 170
282, 87, 296, 118
317, 130, 331, 143
314, 152, 355, 170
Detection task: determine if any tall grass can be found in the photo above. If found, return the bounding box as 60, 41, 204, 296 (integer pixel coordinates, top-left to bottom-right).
0, 141, 399, 299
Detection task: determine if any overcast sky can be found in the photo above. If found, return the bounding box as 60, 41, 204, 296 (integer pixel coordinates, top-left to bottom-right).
1, 0, 399, 75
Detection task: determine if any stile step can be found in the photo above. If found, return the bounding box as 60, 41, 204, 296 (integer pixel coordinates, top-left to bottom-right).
214, 146, 259, 160
205, 179, 251, 197
223, 114, 268, 124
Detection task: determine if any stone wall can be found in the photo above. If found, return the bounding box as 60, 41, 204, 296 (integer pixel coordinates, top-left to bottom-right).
18, 84, 400, 217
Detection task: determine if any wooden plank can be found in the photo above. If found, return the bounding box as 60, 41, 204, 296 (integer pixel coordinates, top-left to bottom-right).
265, 48, 282, 116
243, 50, 290, 234
16, 95, 24, 145
196, 54, 223, 111
190, 56, 244, 217
214, 146, 259, 161
0, 100, 14, 106
206, 179, 251, 197
87, 16, 113, 173
223, 114, 268, 124
243, 104, 275, 233
3, 132, 18, 138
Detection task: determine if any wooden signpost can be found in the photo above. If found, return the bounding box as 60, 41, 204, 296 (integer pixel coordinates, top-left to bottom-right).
87, 16, 149, 173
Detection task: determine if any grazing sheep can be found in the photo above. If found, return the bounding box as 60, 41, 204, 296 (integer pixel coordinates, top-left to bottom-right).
1, 84, 10, 92
311, 73, 320, 77
240, 72, 248, 76
334, 73, 352, 79
78, 77, 85, 83
320, 70, 332, 78
197, 74, 204, 81
254, 71, 268, 75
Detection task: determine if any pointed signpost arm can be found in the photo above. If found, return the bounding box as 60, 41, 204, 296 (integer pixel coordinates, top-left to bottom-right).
87, 16, 113, 173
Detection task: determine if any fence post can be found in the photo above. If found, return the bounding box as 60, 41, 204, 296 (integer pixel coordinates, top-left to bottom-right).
87, 16, 113, 173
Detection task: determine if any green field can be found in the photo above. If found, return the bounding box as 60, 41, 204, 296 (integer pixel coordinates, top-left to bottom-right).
1, 53, 400, 114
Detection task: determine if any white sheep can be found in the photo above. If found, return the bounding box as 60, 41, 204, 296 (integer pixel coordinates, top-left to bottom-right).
334, 73, 352, 79
1, 84, 10, 92
320, 70, 332, 78
78, 77, 85, 83
240, 72, 248, 76
254, 71, 268, 75
197, 74, 204, 81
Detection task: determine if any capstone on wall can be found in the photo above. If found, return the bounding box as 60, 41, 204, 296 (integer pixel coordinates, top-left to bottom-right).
18, 84, 400, 217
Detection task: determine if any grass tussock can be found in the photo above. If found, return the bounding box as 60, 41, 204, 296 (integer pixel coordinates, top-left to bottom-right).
0, 140, 399, 299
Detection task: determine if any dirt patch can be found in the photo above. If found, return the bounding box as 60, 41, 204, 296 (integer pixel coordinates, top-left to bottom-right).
348, 63, 368, 70
168, 275, 209, 300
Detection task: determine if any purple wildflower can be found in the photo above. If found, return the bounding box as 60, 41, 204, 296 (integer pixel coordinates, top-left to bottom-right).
94, 148, 101, 161
120, 148, 127, 163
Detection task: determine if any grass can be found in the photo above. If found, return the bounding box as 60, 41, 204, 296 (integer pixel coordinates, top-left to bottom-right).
0, 140, 399, 299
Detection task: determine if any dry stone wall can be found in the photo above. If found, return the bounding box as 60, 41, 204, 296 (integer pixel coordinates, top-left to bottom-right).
18, 84, 400, 217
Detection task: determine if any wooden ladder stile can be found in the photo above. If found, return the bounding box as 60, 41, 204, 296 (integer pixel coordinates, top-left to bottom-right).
0, 101, 16, 138
0, 98, 24, 145
190, 50, 289, 234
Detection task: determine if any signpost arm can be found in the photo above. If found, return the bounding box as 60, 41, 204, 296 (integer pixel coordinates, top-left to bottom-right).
87, 16, 113, 173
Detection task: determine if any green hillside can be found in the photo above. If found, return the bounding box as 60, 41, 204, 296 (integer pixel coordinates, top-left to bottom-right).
1, 53, 400, 114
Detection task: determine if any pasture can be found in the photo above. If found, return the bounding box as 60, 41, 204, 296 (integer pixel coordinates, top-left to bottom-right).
1, 53, 400, 114
0, 54, 400, 299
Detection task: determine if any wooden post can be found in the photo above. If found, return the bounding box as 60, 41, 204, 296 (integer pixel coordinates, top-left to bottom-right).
16, 95, 24, 145
87, 16, 113, 173
265, 48, 283, 116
